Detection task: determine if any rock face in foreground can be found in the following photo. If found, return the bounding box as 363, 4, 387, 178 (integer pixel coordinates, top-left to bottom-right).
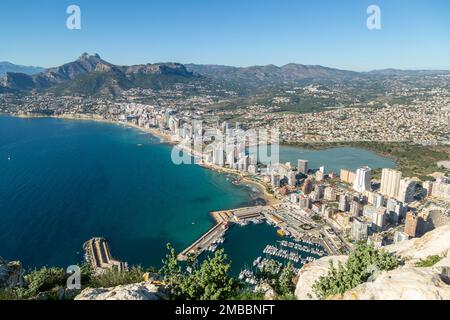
75, 282, 166, 300
0, 257, 24, 288
340, 264, 450, 300
386, 224, 450, 263
295, 224, 450, 300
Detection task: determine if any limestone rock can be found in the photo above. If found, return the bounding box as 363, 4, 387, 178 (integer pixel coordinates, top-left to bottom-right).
386, 223, 450, 263
339, 266, 450, 300
0, 257, 24, 288
74, 282, 166, 300
295, 224, 450, 300
294, 256, 348, 300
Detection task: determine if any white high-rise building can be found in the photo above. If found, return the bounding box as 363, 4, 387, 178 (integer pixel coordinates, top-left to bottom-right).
353, 167, 372, 193
351, 218, 369, 242
380, 169, 402, 198
372, 207, 387, 230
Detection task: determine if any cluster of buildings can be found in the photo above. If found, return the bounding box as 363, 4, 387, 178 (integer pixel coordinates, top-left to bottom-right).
423, 177, 450, 200
98, 100, 449, 251
271, 102, 450, 144
280, 161, 450, 248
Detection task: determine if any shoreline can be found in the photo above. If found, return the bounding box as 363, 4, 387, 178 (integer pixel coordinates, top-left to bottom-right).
8, 112, 279, 205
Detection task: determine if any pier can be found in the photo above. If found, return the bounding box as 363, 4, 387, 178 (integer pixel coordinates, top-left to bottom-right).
178, 206, 272, 260
84, 237, 128, 274
178, 222, 228, 261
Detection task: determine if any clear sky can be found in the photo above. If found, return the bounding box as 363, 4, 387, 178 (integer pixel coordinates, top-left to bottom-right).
0, 0, 449, 70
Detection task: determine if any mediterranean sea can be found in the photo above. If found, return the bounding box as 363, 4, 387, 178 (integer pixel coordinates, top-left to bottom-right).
0, 115, 395, 271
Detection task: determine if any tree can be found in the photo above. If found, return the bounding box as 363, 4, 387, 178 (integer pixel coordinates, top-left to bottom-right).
160, 243, 184, 299
278, 263, 296, 296
160, 244, 238, 300
184, 250, 238, 300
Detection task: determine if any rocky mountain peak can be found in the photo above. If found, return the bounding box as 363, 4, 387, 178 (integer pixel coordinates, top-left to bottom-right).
79, 53, 101, 60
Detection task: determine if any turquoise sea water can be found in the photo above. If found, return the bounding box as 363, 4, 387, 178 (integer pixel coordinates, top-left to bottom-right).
0, 115, 395, 271
279, 145, 395, 173
0, 116, 253, 268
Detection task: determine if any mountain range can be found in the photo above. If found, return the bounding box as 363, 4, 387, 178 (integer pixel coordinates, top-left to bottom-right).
0, 62, 44, 77
1, 53, 449, 96
0, 53, 198, 96
185, 63, 359, 87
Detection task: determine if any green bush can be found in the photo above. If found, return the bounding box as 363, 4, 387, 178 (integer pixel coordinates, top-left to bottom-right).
0, 287, 26, 300
160, 244, 238, 300
415, 255, 442, 268
229, 290, 265, 300
278, 263, 296, 296
24, 267, 66, 298
88, 266, 146, 288
313, 244, 401, 299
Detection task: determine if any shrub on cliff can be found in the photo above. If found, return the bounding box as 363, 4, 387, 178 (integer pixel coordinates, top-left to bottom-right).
313, 244, 401, 299
88, 266, 147, 288
161, 244, 238, 300
24, 267, 66, 298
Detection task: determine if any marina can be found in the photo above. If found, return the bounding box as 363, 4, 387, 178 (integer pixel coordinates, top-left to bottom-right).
179, 204, 331, 264
178, 206, 271, 260
236, 237, 327, 284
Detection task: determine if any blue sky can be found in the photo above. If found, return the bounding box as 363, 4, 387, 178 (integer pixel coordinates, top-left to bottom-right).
0, 0, 449, 70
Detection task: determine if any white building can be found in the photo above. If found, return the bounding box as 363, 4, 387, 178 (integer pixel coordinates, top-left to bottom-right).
351, 218, 369, 242
372, 207, 387, 230
353, 166, 372, 193
380, 168, 402, 198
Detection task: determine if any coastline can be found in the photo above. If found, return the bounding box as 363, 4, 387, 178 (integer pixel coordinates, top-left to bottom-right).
8, 112, 279, 206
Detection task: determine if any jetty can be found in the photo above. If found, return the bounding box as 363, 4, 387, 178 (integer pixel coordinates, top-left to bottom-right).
178, 206, 272, 260
83, 237, 128, 274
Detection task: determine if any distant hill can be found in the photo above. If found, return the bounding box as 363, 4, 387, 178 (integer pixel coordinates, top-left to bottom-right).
0, 53, 197, 95
1, 54, 448, 96
186, 63, 359, 88
366, 69, 450, 76
0, 62, 44, 77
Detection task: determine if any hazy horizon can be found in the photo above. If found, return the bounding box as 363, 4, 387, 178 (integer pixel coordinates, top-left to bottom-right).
1, 53, 449, 73
0, 0, 449, 71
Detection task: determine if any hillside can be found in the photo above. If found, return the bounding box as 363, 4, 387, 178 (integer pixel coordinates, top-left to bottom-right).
186, 63, 358, 88
0, 53, 198, 96
0, 62, 44, 77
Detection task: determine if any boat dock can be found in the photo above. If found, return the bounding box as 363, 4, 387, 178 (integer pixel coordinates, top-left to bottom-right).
178, 222, 229, 260
83, 237, 128, 274
178, 206, 272, 260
